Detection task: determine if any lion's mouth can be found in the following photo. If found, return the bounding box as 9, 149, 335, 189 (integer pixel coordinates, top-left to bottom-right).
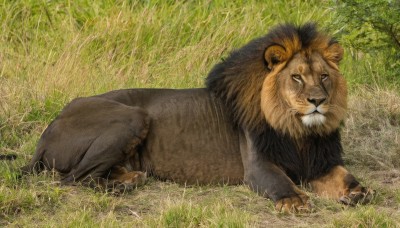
304, 105, 327, 115
301, 112, 326, 127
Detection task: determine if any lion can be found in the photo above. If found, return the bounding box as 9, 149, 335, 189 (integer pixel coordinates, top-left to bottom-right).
21, 23, 373, 213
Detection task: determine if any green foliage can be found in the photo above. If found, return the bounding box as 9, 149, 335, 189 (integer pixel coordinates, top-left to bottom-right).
334, 0, 400, 50
333, 0, 400, 86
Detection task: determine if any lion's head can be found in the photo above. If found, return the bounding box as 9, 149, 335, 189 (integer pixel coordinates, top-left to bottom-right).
206, 23, 347, 139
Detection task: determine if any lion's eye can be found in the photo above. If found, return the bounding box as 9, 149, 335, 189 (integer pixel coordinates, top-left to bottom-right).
291, 74, 302, 82
321, 74, 329, 81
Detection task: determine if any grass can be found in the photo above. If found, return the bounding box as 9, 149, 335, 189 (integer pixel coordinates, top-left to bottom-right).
332, 206, 397, 227
1, 0, 400, 227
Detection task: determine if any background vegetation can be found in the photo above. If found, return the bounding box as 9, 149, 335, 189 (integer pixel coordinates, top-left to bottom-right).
1, 0, 399, 227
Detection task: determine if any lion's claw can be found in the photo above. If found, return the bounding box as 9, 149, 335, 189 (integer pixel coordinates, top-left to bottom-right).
339, 187, 375, 206
275, 194, 311, 213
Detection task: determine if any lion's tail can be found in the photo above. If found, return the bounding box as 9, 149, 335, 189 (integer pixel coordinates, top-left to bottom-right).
19, 146, 46, 175
0, 154, 17, 160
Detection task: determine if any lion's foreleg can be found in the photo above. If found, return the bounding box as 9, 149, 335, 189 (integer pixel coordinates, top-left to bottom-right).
246, 161, 310, 213
240, 132, 310, 213
309, 165, 374, 205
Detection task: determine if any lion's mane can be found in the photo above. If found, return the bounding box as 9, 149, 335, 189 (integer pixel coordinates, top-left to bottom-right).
206, 23, 346, 183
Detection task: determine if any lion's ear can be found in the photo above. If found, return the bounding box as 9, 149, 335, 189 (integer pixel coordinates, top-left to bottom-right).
264, 45, 288, 70
324, 43, 344, 66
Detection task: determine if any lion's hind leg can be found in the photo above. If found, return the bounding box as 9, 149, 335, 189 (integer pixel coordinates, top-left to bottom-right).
45, 97, 151, 193
60, 121, 149, 193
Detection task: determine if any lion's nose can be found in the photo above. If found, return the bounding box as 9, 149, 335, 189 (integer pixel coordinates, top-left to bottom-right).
307, 98, 326, 106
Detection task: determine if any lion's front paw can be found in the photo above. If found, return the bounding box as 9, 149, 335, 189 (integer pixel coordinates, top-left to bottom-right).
275, 193, 311, 213
339, 186, 375, 206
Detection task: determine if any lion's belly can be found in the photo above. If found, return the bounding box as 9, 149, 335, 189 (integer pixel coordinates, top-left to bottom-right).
140, 89, 244, 185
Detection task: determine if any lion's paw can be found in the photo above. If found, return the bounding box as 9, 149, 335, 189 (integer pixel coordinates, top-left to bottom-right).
339, 186, 375, 206
109, 171, 147, 195
125, 171, 147, 186
275, 194, 311, 213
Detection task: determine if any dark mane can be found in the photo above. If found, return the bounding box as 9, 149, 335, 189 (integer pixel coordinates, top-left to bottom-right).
205, 22, 336, 131
250, 125, 344, 183
205, 23, 344, 182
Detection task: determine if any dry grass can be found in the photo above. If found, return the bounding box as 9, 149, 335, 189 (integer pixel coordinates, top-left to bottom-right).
343, 87, 400, 180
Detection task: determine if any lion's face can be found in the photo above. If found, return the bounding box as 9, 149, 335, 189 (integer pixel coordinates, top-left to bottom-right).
261, 44, 347, 138
279, 52, 338, 126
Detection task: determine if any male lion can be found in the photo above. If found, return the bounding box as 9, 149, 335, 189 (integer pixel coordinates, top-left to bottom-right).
22, 23, 372, 212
